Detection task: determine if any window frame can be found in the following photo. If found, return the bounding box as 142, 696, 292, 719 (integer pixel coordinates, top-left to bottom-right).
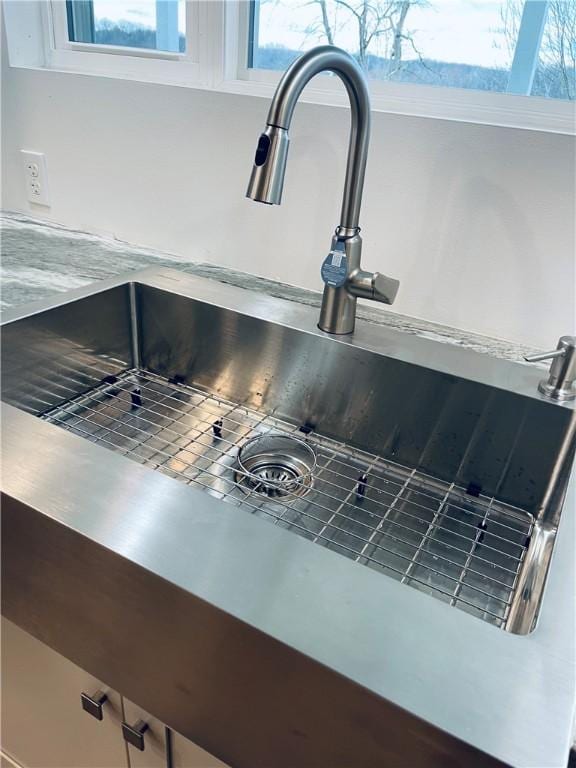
51, 1, 193, 59
233, 0, 574, 133
2, 0, 574, 135
44, 0, 205, 83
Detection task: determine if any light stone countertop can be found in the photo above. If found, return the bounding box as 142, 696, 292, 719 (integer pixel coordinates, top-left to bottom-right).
1, 211, 542, 363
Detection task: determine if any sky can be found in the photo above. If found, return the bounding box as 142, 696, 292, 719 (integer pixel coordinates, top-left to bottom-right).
257, 1, 511, 68
92, 0, 513, 68
92, 1, 186, 33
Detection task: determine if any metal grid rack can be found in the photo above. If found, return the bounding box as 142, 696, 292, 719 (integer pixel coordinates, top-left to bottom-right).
40, 367, 534, 629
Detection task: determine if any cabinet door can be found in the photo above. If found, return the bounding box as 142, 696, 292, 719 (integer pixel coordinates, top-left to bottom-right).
171, 731, 229, 768
122, 700, 229, 768
1, 618, 128, 768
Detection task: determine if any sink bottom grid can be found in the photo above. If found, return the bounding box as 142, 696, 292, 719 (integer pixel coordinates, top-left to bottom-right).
41, 367, 533, 630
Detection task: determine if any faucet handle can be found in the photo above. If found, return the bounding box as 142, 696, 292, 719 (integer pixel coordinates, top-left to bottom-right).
347, 269, 400, 306
372, 272, 400, 305
524, 335, 576, 401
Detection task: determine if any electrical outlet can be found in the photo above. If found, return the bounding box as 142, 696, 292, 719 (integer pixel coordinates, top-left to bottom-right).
21, 150, 50, 206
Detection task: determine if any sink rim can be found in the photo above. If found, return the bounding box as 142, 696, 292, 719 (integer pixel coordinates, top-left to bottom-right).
2, 267, 575, 768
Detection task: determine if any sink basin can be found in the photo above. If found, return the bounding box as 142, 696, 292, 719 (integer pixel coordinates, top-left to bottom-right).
2, 267, 575, 767
2, 268, 574, 635
37, 366, 534, 630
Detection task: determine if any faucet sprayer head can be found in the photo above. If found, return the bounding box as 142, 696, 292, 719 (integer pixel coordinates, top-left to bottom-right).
246, 125, 289, 205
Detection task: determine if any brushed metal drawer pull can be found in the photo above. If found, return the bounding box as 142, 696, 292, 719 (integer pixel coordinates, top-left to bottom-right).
80, 690, 108, 721
122, 719, 149, 751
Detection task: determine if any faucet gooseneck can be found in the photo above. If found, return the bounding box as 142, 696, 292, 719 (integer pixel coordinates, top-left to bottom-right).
246, 45, 400, 335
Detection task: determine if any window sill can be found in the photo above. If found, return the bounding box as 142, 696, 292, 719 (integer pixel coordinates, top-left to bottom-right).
7, 56, 575, 136
224, 75, 575, 135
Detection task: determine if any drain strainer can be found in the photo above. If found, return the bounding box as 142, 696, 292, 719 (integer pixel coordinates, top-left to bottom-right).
235, 433, 316, 499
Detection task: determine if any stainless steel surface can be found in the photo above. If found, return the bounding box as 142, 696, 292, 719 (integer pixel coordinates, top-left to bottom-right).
80, 691, 108, 721
1, 411, 506, 768
2, 270, 574, 632
246, 46, 400, 334
40, 368, 533, 630
1, 283, 131, 415
525, 335, 576, 401
2, 268, 576, 768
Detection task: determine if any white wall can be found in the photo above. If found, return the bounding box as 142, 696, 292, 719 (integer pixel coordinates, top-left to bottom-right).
2, 44, 575, 347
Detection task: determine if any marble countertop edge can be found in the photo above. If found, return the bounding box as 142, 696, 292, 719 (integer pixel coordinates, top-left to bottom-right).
1, 210, 543, 364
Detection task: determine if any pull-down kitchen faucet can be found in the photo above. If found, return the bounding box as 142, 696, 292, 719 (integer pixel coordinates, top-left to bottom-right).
246, 45, 400, 335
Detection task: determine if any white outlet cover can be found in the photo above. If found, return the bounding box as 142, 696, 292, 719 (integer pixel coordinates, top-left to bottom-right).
20, 150, 50, 207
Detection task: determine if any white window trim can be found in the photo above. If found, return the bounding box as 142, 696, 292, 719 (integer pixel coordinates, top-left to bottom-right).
42, 0, 205, 84
2, 0, 574, 135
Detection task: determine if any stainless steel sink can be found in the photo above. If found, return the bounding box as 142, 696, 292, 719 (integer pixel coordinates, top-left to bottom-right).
2, 269, 574, 636
2, 268, 576, 767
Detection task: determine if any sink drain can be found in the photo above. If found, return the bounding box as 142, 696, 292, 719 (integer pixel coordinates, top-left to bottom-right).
235, 434, 316, 499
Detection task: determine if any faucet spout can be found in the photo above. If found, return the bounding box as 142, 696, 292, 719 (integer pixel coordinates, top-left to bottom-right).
246, 45, 400, 334
269, 45, 369, 230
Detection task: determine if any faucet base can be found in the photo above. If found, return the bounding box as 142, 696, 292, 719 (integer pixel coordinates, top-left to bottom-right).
538, 379, 576, 401
318, 231, 362, 334
318, 284, 357, 335
318, 229, 399, 334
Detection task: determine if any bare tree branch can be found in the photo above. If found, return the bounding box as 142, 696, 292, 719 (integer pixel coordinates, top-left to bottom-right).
294, 0, 432, 80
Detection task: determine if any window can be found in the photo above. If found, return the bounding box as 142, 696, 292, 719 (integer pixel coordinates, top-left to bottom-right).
2, 0, 574, 132
39, 0, 202, 86
249, 0, 575, 100
66, 1, 186, 53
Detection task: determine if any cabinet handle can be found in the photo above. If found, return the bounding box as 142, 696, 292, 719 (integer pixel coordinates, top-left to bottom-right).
122, 719, 149, 751
80, 690, 108, 721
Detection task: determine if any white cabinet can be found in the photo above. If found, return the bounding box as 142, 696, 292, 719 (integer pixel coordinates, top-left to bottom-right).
1, 618, 127, 768
171, 731, 227, 768
1, 619, 229, 768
